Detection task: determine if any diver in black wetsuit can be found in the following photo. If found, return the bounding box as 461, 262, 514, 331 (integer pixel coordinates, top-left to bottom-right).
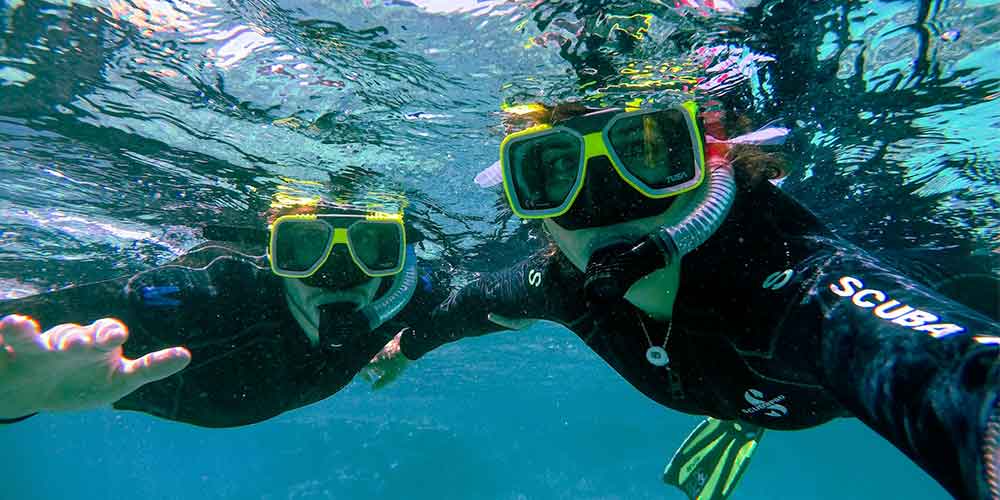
0, 204, 448, 427
374, 101, 1000, 500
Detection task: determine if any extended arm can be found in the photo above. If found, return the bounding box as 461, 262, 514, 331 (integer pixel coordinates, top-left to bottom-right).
399, 251, 570, 360
0, 243, 266, 423
798, 250, 1000, 500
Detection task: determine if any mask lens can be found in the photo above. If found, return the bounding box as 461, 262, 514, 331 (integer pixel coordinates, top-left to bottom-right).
506, 131, 582, 212
607, 109, 697, 189
273, 219, 333, 274
348, 221, 403, 274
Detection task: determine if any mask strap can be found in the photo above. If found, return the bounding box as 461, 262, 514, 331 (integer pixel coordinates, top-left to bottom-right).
475, 160, 503, 188
706, 125, 789, 146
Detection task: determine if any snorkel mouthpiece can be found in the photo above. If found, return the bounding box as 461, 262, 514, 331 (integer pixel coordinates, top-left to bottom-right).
318, 246, 417, 346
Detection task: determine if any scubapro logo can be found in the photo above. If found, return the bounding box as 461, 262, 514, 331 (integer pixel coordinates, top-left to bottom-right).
828, 276, 965, 338
742, 389, 788, 418
762, 270, 794, 290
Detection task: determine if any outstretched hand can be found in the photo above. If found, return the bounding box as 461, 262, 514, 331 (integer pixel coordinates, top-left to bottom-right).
361, 331, 409, 391
0, 314, 191, 418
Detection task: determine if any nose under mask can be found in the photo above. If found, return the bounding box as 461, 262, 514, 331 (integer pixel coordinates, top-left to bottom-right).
552, 156, 676, 231
302, 246, 373, 290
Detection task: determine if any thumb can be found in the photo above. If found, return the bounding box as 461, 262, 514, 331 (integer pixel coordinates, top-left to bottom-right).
120, 347, 192, 388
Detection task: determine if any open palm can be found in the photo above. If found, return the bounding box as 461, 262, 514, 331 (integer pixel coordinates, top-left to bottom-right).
0, 314, 191, 418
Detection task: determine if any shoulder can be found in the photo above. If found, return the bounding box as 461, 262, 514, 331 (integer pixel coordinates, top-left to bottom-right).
172, 241, 268, 268
124, 241, 276, 303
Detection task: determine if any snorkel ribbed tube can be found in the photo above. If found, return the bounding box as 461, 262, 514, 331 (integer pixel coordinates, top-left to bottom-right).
361, 245, 418, 330
652, 111, 736, 263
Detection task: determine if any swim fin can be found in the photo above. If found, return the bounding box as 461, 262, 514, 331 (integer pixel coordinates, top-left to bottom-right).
663, 418, 765, 500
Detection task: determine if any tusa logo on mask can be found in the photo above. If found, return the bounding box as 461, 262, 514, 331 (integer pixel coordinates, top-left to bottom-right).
828, 276, 965, 338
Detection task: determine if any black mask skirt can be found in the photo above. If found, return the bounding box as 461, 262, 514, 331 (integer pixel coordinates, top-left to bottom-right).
552, 156, 676, 231
301, 245, 374, 290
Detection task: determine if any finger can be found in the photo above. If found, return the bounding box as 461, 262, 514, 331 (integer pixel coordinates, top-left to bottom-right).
120, 347, 191, 387
92, 319, 129, 351
54, 325, 94, 352
366, 366, 385, 383
41, 323, 83, 350
0, 315, 41, 344
61, 332, 93, 352
488, 313, 536, 331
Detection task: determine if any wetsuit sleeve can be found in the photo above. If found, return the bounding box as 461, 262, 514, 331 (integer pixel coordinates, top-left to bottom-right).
0, 244, 266, 332
796, 249, 1000, 500
399, 251, 564, 360
0, 278, 132, 329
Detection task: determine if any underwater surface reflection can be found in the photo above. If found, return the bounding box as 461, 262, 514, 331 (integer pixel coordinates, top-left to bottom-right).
1, 0, 997, 498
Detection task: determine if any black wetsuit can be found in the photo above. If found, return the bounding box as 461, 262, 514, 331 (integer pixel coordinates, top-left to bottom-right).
399, 179, 1000, 500
0, 242, 448, 427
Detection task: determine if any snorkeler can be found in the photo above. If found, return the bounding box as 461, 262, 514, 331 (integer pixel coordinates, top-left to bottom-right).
0, 202, 445, 427
369, 101, 1000, 500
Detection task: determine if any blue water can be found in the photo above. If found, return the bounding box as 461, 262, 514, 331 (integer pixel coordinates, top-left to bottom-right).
3, 324, 945, 499
2, 0, 998, 498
